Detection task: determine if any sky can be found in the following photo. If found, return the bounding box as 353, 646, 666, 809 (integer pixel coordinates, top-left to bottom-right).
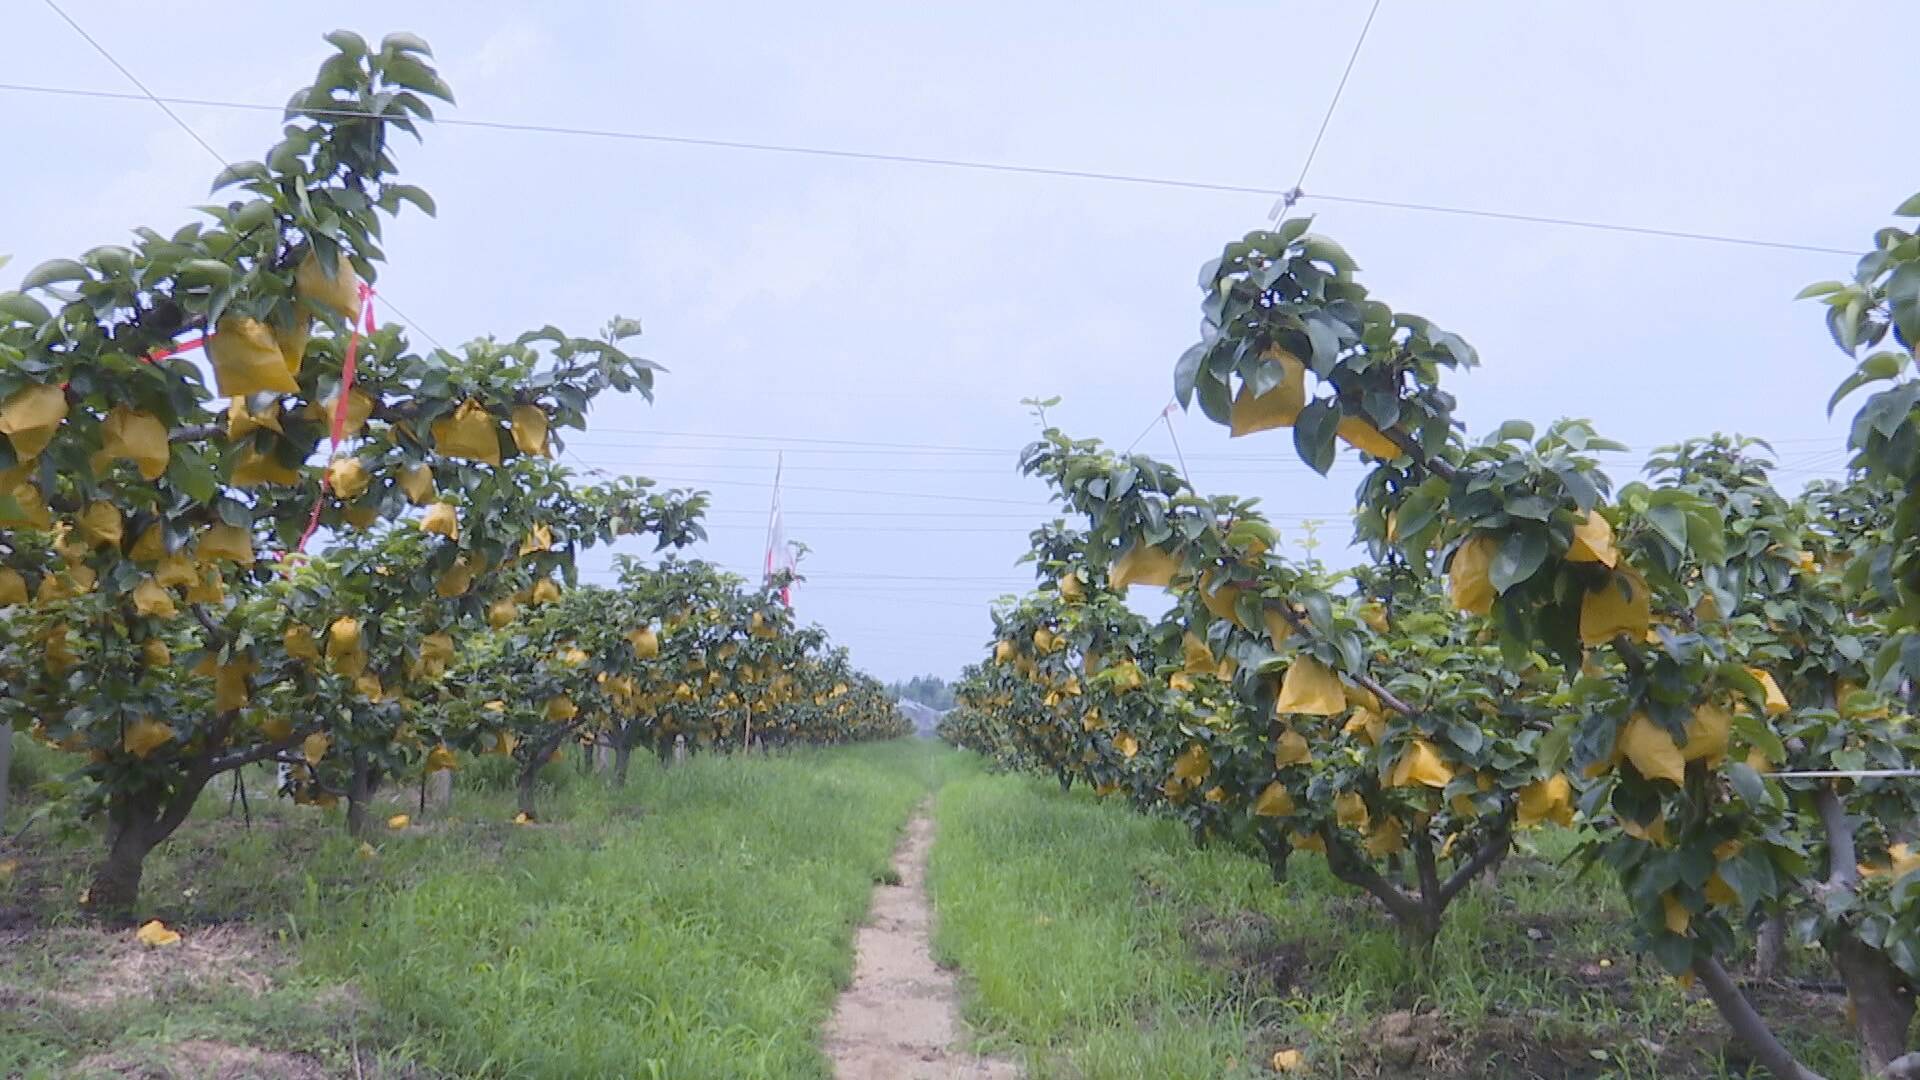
3, 1, 1913, 682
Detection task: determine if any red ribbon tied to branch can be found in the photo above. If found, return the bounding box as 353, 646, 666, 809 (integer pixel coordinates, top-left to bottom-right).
295, 282, 377, 553
132, 286, 378, 563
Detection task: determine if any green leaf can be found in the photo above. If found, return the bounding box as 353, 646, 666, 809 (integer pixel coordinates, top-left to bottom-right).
383, 56, 455, 103
1195, 257, 1222, 291
1644, 503, 1690, 555
1293, 399, 1339, 475
1726, 761, 1771, 808
1495, 419, 1535, 443
0, 292, 52, 325
381, 31, 434, 57
1895, 191, 1920, 217
1298, 235, 1358, 277
387, 184, 437, 217
1173, 343, 1205, 408
1302, 313, 1342, 375
324, 30, 370, 58
20, 258, 89, 290
1795, 280, 1847, 300
1195, 372, 1231, 427
177, 259, 234, 286
1491, 529, 1549, 592
1647, 933, 1694, 975
1731, 712, 1785, 763
1272, 216, 1313, 247
210, 161, 271, 193
1682, 506, 1726, 566
1717, 850, 1773, 908
1535, 723, 1571, 774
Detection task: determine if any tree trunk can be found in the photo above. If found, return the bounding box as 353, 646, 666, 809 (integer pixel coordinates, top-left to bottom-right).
0, 726, 11, 832
345, 750, 374, 838
89, 819, 160, 918
86, 775, 210, 918
1831, 932, 1916, 1077
424, 769, 452, 814
655, 737, 672, 767
516, 761, 541, 817
1256, 831, 1291, 883
614, 741, 634, 787
1754, 911, 1787, 980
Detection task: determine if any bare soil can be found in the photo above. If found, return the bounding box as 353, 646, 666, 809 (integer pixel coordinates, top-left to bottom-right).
70, 1039, 331, 1080
824, 810, 1020, 1080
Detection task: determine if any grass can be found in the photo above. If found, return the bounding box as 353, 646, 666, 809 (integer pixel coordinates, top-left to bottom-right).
1, 738, 949, 1079
0, 740, 1868, 1078
926, 761, 1861, 1080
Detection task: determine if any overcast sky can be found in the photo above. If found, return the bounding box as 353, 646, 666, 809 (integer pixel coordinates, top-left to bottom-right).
4, 2, 1912, 682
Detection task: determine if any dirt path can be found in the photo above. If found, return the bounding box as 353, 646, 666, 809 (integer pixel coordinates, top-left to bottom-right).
824, 809, 1020, 1080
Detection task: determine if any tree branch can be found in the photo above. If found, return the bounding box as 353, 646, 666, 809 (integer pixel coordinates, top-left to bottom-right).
1815, 783, 1858, 891
1609, 633, 1650, 676
1885, 1052, 1920, 1080
1321, 826, 1427, 926
1692, 954, 1825, 1080
205, 734, 310, 774
1275, 605, 1418, 715
1439, 813, 1514, 907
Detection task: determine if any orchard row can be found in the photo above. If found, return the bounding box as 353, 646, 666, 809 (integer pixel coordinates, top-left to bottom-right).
0, 31, 906, 918
945, 205, 1920, 1079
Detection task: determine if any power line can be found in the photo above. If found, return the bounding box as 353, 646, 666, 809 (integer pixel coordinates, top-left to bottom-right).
0, 80, 1860, 258
0, 81, 1286, 196
1306, 192, 1854, 256
38, 0, 225, 165
585, 427, 1017, 453
701, 524, 1033, 535
1294, 0, 1386, 193
571, 426, 1847, 456
598, 470, 1052, 508
1123, 405, 1172, 453
566, 456, 1342, 478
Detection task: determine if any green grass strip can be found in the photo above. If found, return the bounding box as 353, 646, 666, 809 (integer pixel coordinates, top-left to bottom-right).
299, 740, 937, 1079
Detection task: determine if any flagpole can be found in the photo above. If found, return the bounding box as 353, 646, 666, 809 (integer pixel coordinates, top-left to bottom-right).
763, 450, 783, 591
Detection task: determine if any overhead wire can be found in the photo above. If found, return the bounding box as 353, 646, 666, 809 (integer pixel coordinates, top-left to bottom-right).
1292, 0, 1386, 195
589, 470, 1053, 508
25, 11, 1868, 665
0, 81, 1860, 258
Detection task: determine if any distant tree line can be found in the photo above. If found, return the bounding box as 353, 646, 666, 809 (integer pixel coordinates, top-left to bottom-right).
887, 675, 955, 711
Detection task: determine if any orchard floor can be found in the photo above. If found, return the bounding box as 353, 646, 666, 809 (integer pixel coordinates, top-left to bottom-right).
926, 765, 1861, 1080
0, 738, 1866, 1079
0, 738, 957, 1079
